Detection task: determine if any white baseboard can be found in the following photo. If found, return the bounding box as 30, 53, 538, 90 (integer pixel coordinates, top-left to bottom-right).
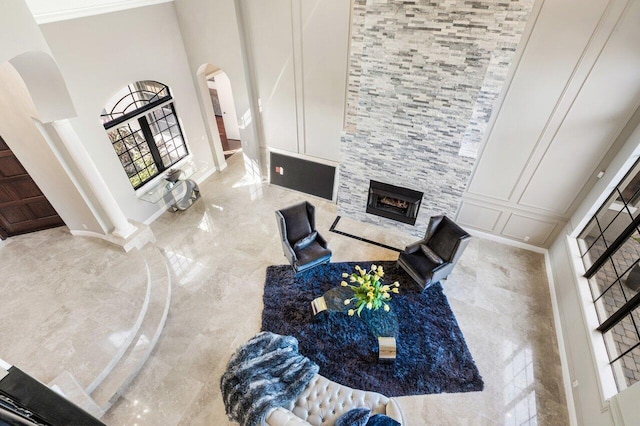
465, 228, 547, 254
544, 251, 579, 426
143, 206, 168, 226
69, 229, 109, 239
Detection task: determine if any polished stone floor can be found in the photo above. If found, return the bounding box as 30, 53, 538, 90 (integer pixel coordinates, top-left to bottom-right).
1, 153, 569, 425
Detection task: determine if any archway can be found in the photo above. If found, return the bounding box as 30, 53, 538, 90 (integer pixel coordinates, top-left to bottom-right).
196, 64, 243, 170
9, 51, 76, 123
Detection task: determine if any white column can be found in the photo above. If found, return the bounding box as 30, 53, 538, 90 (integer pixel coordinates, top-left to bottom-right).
52, 119, 137, 239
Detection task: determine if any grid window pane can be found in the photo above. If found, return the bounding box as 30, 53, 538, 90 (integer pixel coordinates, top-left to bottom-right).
106, 99, 187, 189
603, 209, 634, 247
577, 157, 640, 393
603, 314, 638, 369
582, 235, 608, 271
145, 104, 188, 171
610, 236, 640, 283
595, 281, 628, 324
610, 336, 640, 390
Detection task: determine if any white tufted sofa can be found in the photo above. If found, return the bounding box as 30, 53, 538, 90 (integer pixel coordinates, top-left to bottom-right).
266, 374, 406, 426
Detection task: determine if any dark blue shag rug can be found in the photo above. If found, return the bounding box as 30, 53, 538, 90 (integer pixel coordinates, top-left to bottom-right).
261, 261, 484, 397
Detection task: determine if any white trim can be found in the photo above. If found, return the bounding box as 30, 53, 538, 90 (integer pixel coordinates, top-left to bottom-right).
194, 165, 217, 184
465, 227, 547, 254
31, 0, 173, 24
69, 229, 112, 239
0, 358, 12, 371
142, 206, 167, 226
268, 147, 340, 168
544, 249, 579, 426
565, 236, 619, 403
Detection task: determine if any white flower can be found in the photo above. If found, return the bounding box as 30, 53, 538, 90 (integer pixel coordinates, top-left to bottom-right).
344, 299, 351, 305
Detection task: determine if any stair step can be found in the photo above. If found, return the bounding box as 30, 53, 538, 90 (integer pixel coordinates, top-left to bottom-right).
90, 245, 172, 411
49, 371, 105, 419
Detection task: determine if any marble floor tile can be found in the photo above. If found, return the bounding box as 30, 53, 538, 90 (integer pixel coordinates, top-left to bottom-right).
1, 152, 569, 425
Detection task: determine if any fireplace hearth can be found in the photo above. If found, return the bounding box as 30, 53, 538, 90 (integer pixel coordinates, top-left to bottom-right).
366, 180, 423, 225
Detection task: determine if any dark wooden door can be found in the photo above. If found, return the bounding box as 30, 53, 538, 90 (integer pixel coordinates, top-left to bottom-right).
216, 115, 228, 145
0, 135, 64, 239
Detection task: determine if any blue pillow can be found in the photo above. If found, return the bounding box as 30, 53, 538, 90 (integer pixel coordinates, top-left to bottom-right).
366, 414, 401, 426
293, 231, 317, 250
335, 407, 371, 426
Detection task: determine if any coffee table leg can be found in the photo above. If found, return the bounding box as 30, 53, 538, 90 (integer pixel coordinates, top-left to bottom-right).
378, 337, 396, 362
311, 296, 327, 315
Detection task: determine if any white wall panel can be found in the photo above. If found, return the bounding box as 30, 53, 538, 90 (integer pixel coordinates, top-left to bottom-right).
300, 0, 350, 162
519, 2, 640, 214
502, 213, 557, 246
457, 201, 502, 232
245, 1, 299, 153
467, 0, 609, 200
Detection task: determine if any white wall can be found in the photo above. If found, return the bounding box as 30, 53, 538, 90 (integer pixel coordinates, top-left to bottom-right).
173, 0, 263, 172
40, 2, 216, 224
0, 63, 104, 233
458, 0, 640, 248
243, 0, 350, 163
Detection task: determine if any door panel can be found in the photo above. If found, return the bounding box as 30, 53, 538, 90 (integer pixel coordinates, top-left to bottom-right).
0, 135, 64, 238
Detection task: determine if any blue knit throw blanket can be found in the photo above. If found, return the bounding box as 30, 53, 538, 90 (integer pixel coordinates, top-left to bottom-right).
220, 332, 319, 426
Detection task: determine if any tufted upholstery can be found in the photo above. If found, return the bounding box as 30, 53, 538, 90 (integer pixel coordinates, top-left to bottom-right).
266, 374, 405, 426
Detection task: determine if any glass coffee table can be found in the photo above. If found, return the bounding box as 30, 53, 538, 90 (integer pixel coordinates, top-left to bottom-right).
311, 286, 398, 362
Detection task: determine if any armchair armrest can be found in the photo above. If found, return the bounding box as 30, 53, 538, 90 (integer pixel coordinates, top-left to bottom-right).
404, 239, 428, 254
276, 210, 298, 264
315, 232, 329, 249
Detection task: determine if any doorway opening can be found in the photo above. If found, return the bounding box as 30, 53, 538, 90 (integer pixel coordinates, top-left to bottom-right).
198, 64, 242, 163
206, 72, 241, 159
0, 134, 64, 239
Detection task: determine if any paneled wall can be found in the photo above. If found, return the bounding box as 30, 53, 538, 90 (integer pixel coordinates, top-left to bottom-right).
459, 0, 640, 248
338, 0, 534, 236
242, 0, 351, 163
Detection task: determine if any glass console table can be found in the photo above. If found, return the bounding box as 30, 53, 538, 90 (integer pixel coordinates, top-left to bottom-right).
311, 286, 398, 362
139, 161, 203, 212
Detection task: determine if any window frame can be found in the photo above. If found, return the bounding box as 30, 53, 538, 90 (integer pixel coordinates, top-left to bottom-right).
103, 93, 189, 190
577, 157, 640, 391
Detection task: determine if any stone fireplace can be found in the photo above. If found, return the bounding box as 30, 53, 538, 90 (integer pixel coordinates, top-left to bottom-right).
337, 0, 534, 236
366, 180, 423, 226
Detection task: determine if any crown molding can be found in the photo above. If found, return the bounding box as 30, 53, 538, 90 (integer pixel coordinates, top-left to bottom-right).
29, 0, 173, 25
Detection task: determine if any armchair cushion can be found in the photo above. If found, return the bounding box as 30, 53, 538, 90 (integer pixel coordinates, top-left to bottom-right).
367, 414, 401, 426
428, 220, 468, 261
420, 244, 443, 264
401, 251, 443, 279
294, 241, 331, 266
294, 231, 318, 251
335, 408, 371, 426
281, 204, 313, 244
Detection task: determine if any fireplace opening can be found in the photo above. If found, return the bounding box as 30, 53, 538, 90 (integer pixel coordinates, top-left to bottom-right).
366, 180, 423, 225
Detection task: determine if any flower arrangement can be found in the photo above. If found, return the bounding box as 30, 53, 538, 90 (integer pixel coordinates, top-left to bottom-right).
341, 264, 399, 316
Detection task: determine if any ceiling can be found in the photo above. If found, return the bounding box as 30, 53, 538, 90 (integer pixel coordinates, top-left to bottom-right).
24, 0, 172, 24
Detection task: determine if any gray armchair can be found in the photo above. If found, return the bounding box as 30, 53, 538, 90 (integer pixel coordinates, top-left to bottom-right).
276, 201, 331, 273
397, 215, 471, 290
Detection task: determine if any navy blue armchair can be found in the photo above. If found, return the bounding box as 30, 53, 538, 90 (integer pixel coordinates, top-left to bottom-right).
397, 215, 471, 290
276, 201, 332, 273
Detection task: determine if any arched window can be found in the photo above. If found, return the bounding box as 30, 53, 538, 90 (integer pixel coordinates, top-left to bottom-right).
102, 81, 189, 189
